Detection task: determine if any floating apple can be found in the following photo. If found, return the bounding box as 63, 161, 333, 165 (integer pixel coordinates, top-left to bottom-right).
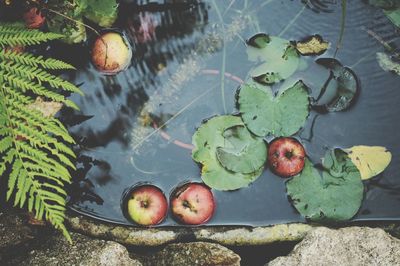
126, 185, 168, 226
171, 183, 215, 225
91, 32, 132, 75
23, 7, 46, 29
268, 137, 306, 177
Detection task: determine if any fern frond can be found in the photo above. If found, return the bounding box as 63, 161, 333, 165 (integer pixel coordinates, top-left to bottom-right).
0, 23, 25, 33
0, 61, 83, 95
3, 73, 79, 110
0, 50, 75, 70
0, 24, 82, 243
0, 30, 64, 47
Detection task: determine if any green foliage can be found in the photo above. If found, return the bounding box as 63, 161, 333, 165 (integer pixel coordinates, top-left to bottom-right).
247, 34, 300, 85
238, 80, 310, 137
192, 115, 265, 190
46, 0, 118, 43
84, 0, 119, 27
0, 24, 82, 242
286, 149, 364, 222
216, 126, 267, 174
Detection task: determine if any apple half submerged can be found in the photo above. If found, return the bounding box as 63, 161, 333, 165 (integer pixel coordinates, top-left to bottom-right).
171, 183, 215, 225
91, 32, 132, 75
268, 137, 306, 177
126, 185, 168, 226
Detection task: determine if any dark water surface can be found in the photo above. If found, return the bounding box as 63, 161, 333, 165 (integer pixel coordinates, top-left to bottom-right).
60, 0, 400, 226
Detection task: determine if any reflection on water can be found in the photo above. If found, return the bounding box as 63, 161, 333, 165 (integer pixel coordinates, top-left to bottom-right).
62, 0, 400, 226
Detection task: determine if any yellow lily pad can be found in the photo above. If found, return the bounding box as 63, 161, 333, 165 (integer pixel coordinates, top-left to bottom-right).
344, 146, 392, 180
296, 35, 329, 56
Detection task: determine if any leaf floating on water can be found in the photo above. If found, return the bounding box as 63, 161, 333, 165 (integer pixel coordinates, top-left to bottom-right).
344, 146, 392, 180
192, 115, 264, 190
247, 34, 300, 85
247, 33, 270, 48
286, 149, 364, 222
314, 58, 359, 112
377, 52, 400, 75
238, 80, 310, 137
384, 8, 400, 28
295, 35, 329, 56
216, 126, 267, 174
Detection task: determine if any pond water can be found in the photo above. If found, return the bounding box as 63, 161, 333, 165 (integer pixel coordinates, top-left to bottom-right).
58, 0, 400, 226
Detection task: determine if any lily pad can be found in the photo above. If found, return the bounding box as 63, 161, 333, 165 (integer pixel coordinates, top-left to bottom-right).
247, 34, 300, 85
286, 149, 364, 222
216, 126, 267, 174
247, 33, 270, 49
377, 52, 400, 75
295, 35, 329, 56
238, 80, 310, 137
315, 58, 359, 112
344, 146, 392, 180
192, 115, 264, 191
384, 9, 400, 28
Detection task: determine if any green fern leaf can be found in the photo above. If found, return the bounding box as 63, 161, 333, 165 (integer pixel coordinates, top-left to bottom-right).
0, 29, 64, 47
0, 24, 82, 243
0, 50, 75, 70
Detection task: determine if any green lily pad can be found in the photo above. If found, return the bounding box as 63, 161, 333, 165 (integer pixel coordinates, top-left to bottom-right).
286, 149, 364, 222
216, 126, 267, 174
238, 80, 310, 137
247, 34, 300, 85
315, 58, 359, 112
192, 115, 264, 191
247, 33, 271, 48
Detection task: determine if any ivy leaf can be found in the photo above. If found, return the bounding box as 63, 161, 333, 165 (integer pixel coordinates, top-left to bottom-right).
84, 0, 118, 27
314, 58, 359, 112
286, 149, 364, 222
344, 146, 392, 180
238, 80, 310, 137
192, 115, 264, 190
216, 126, 267, 174
295, 35, 329, 56
247, 34, 300, 85
377, 52, 400, 75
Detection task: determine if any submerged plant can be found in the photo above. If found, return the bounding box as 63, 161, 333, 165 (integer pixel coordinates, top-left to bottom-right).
0, 23, 82, 241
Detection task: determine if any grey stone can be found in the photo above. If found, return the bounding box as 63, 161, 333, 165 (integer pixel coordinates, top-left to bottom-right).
146, 242, 241, 266
11, 232, 142, 266
67, 215, 313, 246
268, 227, 400, 266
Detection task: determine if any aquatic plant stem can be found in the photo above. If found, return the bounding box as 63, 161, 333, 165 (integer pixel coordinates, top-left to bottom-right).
334, 0, 347, 58
278, 5, 306, 37
211, 1, 228, 114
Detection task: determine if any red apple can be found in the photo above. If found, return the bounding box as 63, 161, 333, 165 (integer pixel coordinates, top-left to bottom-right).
126, 185, 168, 226
23, 8, 46, 29
268, 137, 306, 177
171, 183, 215, 225
91, 32, 132, 75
